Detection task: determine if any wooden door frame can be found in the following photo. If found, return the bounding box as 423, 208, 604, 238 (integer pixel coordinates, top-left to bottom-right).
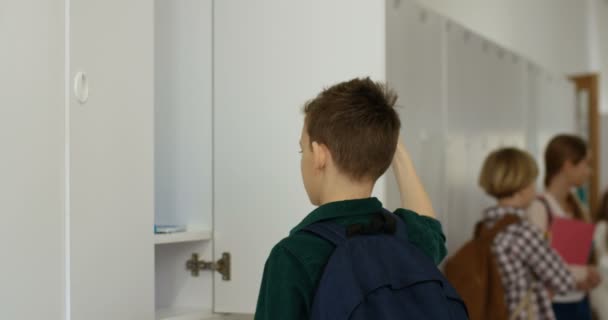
570, 73, 601, 218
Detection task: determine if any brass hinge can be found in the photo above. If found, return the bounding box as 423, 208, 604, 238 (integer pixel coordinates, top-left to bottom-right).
186, 252, 231, 281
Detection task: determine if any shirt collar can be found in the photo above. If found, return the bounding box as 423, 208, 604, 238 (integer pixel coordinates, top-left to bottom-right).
290, 197, 383, 235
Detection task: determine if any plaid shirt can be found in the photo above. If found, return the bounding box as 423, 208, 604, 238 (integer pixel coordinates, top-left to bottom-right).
483, 206, 575, 320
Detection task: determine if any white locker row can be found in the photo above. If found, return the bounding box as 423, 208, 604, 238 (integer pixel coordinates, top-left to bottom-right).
386, 0, 576, 255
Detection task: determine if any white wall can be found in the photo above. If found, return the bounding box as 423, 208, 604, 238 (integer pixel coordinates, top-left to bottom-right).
411, 0, 590, 76
0, 1, 65, 318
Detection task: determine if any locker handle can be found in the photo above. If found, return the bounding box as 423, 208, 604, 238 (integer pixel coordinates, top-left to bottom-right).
73, 71, 89, 104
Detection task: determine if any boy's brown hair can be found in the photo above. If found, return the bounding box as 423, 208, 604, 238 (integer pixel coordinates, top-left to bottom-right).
479, 147, 538, 199
304, 77, 400, 182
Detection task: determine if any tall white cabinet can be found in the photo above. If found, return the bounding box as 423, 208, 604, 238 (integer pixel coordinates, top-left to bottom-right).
69, 0, 155, 319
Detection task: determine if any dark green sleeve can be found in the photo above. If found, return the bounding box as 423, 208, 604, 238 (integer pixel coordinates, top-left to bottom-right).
254, 244, 313, 320
395, 208, 447, 265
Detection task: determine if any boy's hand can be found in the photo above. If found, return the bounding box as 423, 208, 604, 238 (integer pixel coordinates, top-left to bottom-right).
393, 136, 411, 160
391, 135, 436, 218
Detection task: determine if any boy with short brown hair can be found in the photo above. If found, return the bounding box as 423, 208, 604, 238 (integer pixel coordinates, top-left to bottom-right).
255, 78, 449, 320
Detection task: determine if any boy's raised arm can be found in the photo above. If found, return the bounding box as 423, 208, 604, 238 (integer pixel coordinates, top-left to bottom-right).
392, 137, 436, 218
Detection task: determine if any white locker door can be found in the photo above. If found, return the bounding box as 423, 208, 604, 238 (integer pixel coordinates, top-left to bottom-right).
213, 0, 386, 313
385, 0, 446, 221
69, 1, 154, 319
0, 1, 65, 319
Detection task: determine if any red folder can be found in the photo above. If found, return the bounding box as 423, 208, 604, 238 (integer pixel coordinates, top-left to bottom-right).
550, 217, 595, 265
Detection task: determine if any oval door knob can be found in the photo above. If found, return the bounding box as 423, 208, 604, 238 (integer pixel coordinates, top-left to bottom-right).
73, 71, 89, 104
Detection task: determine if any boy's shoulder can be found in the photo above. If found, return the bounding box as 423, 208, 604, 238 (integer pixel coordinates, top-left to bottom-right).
394, 208, 447, 264
267, 231, 336, 278
394, 208, 445, 238
274, 232, 334, 260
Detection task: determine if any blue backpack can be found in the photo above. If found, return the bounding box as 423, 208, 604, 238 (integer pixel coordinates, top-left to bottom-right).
302, 211, 468, 320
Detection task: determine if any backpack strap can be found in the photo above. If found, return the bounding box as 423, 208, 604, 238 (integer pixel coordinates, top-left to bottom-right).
302, 221, 348, 246
386, 209, 410, 243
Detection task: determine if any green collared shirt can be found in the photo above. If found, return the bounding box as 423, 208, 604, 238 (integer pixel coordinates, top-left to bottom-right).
254, 198, 447, 320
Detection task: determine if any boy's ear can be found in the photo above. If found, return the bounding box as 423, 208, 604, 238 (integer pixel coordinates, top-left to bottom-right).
311, 141, 329, 170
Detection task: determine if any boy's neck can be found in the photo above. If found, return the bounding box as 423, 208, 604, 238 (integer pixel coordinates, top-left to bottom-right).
318, 177, 374, 206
